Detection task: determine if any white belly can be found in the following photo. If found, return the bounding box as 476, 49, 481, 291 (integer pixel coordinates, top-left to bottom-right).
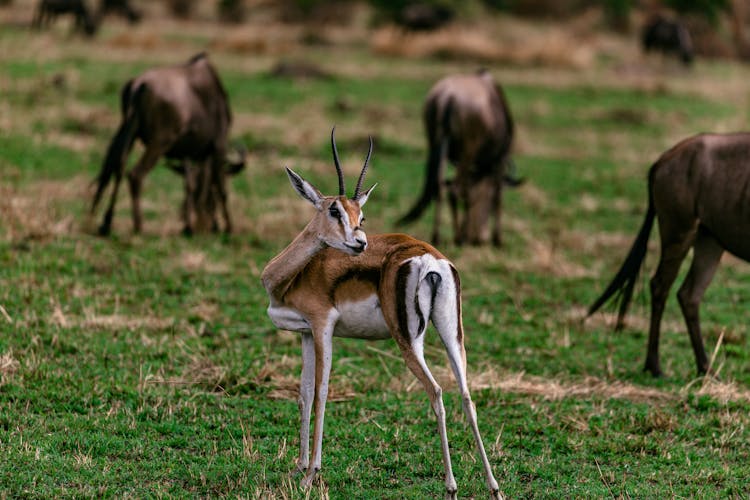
267, 296, 390, 340
334, 295, 391, 340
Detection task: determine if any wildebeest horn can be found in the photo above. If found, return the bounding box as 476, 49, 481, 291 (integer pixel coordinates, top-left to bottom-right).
353, 136, 373, 200
331, 126, 345, 196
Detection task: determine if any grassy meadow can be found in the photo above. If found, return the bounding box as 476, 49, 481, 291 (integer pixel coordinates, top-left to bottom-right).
1, 2, 750, 498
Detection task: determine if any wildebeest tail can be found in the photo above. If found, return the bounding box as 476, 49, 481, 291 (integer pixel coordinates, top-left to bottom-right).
91, 81, 142, 213
397, 98, 452, 225
587, 167, 656, 328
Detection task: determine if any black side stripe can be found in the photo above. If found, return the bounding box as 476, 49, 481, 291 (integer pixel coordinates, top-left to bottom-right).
328, 267, 380, 303
396, 265, 411, 342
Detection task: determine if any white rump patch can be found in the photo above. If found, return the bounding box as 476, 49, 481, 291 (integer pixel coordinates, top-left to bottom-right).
403, 254, 459, 340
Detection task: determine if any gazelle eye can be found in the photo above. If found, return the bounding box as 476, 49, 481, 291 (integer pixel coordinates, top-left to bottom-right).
329, 206, 340, 219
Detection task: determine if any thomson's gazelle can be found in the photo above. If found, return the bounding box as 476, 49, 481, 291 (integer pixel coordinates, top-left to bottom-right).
261, 128, 501, 499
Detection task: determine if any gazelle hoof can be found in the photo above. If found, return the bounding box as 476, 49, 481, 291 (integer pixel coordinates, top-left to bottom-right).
289, 464, 306, 478
490, 488, 503, 500
444, 489, 457, 500
299, 468, 319, 489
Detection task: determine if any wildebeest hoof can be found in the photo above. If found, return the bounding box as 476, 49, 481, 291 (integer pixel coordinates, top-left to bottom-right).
644, 364, 663, 378
97, 225, 111, 237
699, 366, 720, 381
181, 226, 194, 237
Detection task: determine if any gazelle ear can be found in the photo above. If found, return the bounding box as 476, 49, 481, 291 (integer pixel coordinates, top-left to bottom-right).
356, 183, 377, 207
286, 167, 324, 209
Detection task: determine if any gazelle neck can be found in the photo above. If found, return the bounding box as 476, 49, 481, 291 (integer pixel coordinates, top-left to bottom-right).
261, 221, 325, 302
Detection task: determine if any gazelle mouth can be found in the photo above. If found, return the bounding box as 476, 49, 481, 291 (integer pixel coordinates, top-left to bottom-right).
346, 242, 367, 254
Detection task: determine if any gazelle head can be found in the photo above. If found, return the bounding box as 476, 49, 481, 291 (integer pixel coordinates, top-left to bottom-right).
286, 128, 377, 256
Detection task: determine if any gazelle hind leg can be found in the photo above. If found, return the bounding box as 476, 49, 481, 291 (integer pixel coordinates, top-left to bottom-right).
396, 336, 458, 499
430, 267, 501, 499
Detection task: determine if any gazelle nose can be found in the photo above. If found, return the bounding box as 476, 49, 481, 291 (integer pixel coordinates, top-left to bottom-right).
355, 238, 367, 252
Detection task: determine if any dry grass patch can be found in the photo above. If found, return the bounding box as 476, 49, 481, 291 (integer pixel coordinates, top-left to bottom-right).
177, 250, 230, 274
0, 178, 87, 242
84, 314, 174, 331
371, 23, 594, 69
0, 351, 20, 384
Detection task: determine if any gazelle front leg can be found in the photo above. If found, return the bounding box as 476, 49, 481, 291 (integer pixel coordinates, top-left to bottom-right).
301, 315, 337, 488
295, 332, 316, 475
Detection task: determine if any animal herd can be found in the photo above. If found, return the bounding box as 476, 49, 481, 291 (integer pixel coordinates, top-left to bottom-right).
77, 47, 750, 497
32, 0, 140, 36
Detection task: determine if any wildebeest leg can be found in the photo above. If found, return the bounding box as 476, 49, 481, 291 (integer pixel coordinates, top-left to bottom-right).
99, 165, 124, 236
431, 154, 447, 246
32, 1, 44, 28
210, 157, 232, 233
446, 179, 458, 245
491, 168, 503, 247
181, 160, 197, 236
191, 163, 218, 233
676, 228, 724, 375
455, 167, 471, 245
127, 145, 162, 234
645, 224, 696, 377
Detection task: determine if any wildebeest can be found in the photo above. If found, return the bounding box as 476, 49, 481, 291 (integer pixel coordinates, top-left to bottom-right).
32, 0, 97, 36
397, 69, 515, 246
91, 52, 245, 236
97, 0, 141, 24
395, 2, 454, 32
642, 14, 694, 66
587, 133, 750, 377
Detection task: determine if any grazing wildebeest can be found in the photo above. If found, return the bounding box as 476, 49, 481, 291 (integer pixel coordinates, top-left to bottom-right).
395, 2, 454, 32
587, 133, 750, 377
642, 14, 694, 66
261, 128, 501, 498
97, 0, 141, 24
32, 0, 97, 36
91, 52, 245, 236
397, 69, 515, 246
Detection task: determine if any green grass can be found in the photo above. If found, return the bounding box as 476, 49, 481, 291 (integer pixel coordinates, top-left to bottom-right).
1, 10, 750, 499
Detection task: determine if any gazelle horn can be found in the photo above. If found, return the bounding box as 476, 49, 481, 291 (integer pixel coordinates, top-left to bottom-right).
353, 136, 373, 200
331, 126, 345, 196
